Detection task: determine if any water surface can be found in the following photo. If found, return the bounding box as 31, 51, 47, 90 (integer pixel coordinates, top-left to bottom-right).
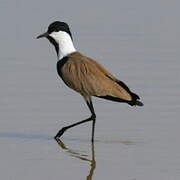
0, 0, 180, 179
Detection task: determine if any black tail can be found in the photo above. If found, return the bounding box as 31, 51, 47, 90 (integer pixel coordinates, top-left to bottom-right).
96, 95, 143, 106
135, 100, 144, 106
129, 92, 144, 106
116, 81, 143, 106
96, 77, 144, 106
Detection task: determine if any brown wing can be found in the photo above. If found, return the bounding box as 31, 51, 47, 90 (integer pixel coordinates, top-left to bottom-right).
60, 52, 132, 101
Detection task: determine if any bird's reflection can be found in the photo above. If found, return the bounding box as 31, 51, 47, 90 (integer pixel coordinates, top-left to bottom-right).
56, 139, 96, 180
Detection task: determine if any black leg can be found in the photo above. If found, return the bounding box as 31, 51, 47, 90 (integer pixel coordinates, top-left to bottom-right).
91, 118, 96, 142
54, 100, 96, 142
86, 100, 96, 142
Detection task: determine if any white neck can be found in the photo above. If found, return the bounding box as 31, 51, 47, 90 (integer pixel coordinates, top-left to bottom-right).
49, 31, 76, 60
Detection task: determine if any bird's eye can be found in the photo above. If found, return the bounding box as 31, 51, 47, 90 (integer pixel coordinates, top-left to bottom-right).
54, 29, 59, 32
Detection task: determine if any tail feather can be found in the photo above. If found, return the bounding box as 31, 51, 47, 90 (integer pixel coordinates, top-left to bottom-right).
116, 81, 143, 106
127, 92, 144, 106
136, 100, 144, 106
131, 92, 140, 100
96, 95, 144, 106
101, 76, 144, 106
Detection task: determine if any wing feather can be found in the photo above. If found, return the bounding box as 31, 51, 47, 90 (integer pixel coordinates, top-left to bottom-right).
59, 52, 132, 101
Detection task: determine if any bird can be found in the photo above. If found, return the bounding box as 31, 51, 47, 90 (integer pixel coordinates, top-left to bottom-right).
37, 21, 143, 142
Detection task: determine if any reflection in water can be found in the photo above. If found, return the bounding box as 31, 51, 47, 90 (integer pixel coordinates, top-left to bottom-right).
87, 143, 96, 180
56, 139, 96, 180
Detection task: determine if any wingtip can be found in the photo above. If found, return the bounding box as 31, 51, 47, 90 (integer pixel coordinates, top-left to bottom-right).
136, 100, 144, 106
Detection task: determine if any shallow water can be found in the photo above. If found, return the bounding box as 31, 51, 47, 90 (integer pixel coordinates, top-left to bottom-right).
0, 0, 180, 179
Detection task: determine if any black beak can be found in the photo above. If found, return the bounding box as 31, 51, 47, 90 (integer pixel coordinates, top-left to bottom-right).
36, 32, 49, 39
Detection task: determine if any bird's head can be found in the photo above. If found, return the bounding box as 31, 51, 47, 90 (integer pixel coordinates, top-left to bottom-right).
37, 21, 75, 59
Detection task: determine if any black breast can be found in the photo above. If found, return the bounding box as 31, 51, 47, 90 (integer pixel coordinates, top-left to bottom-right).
56, 57, 69, 78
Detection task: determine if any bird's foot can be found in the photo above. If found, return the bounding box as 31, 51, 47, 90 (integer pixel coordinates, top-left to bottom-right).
54, 127, 67, 140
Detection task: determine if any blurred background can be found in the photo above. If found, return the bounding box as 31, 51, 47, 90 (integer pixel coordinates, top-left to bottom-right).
0, 0, 180, 180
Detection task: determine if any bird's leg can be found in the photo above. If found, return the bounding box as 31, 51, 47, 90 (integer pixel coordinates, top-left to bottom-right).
54, 100, 96, 142
86, 100, 96, 142
54, 116, 93, 140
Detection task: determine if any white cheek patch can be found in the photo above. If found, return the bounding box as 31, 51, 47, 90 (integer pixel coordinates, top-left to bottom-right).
49, 31, 76, 59
49, 31, 72, 44
49, 32, 61, 43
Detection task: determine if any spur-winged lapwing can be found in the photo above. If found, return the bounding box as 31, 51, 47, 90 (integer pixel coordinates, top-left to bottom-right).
37, 21, 143, 142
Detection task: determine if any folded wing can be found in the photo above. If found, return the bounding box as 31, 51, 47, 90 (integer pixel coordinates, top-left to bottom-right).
58, 52, 143, 106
